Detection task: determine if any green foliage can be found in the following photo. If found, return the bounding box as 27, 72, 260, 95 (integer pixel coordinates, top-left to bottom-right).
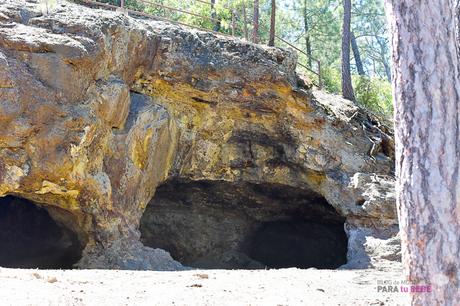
317, 67, 393, 118
353, 76, 393, 117
321, 68, 341, 94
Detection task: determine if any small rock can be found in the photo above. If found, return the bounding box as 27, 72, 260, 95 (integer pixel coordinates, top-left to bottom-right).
47, 277, 58, 283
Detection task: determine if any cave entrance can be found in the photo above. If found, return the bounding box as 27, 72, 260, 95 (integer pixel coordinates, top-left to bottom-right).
0, 196, 84, 269
140, 180, 347, 270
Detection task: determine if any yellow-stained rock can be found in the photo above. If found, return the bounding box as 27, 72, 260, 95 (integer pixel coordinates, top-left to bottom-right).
0, 0, 396, 270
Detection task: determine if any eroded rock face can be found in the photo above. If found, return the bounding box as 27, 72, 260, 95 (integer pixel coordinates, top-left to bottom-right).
0, 0, 398, 269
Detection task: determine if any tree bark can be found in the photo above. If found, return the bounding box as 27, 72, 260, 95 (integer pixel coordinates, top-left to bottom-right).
341, 0, 355, 101
252, 0, 259, 43
242, 0, 249, 40
351, 32, 365, 76
303, 0, 312, 68
386, 0, 460, 304
231, 10, 236, 36
268, 0, 276, 46
376, 36, 391, 81
211, 0, 220, 32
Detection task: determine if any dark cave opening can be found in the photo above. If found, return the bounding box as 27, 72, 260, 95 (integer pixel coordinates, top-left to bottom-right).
245, 219, 348, 269
140, 180, 348, 270
0, 196, 84, 269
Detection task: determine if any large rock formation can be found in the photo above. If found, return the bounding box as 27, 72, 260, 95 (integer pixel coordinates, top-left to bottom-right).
0, 0, 399, 270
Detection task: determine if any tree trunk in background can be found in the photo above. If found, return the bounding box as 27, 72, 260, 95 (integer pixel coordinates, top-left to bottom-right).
252, 0, 259, 43
341, 0, 355, 101
210, 0, 216, 19
231, 10, 236, 36
382, 60, 391, 82
268, 0, 276, 46
211, 0, 220, 32
376, 37, 391, 81
386, 0, 460, 304
303, 0, 312, 68
351, 32, 365, 76
242, 0, 249, 40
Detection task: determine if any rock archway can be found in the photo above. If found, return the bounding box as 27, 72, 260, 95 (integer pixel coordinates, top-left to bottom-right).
0, 1, 398, 270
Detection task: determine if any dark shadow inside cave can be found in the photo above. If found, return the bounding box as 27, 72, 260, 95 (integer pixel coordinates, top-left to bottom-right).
140, 179, 348, 270
0, 196, 84, 269
244, 219, 347, 269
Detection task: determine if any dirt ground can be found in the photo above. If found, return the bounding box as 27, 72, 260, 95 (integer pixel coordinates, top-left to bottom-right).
0, 267, 409, 305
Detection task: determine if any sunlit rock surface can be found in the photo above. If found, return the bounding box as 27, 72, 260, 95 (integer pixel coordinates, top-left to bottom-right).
0, 0, 397, 270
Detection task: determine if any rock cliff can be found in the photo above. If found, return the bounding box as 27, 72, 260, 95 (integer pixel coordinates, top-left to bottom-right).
0, 0, 399, 270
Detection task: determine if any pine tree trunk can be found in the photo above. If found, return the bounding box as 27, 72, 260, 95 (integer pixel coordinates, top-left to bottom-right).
376, 36, 391, 81
231, 10, 235, 36
386, 0, 460, 304
211, 0, 220, 32
382, 60, 391, 82
305, 37, 312, 68
242, 0, 249, 40
303, 0, 312, 68
268, 0, 276, 46
341, 0, 355, 101
252, 0, 259, 43
351, 32, 365, 76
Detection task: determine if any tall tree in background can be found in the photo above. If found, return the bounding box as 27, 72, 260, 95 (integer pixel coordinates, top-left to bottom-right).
341, 0, 355, 100
242, 0, 249, 40
351, 32, 365, 75
252, 0, 259, 43
376, 36, 391, 81
268, 0, 276, 46
210, 0, 220, 31
303, 0, 312, 68
386, 0, 460, 304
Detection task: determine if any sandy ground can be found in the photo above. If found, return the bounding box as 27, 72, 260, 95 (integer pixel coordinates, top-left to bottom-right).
0, 267, 410, 306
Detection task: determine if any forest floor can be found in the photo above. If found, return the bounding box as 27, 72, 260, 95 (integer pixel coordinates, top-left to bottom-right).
0, 266, 409, 305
